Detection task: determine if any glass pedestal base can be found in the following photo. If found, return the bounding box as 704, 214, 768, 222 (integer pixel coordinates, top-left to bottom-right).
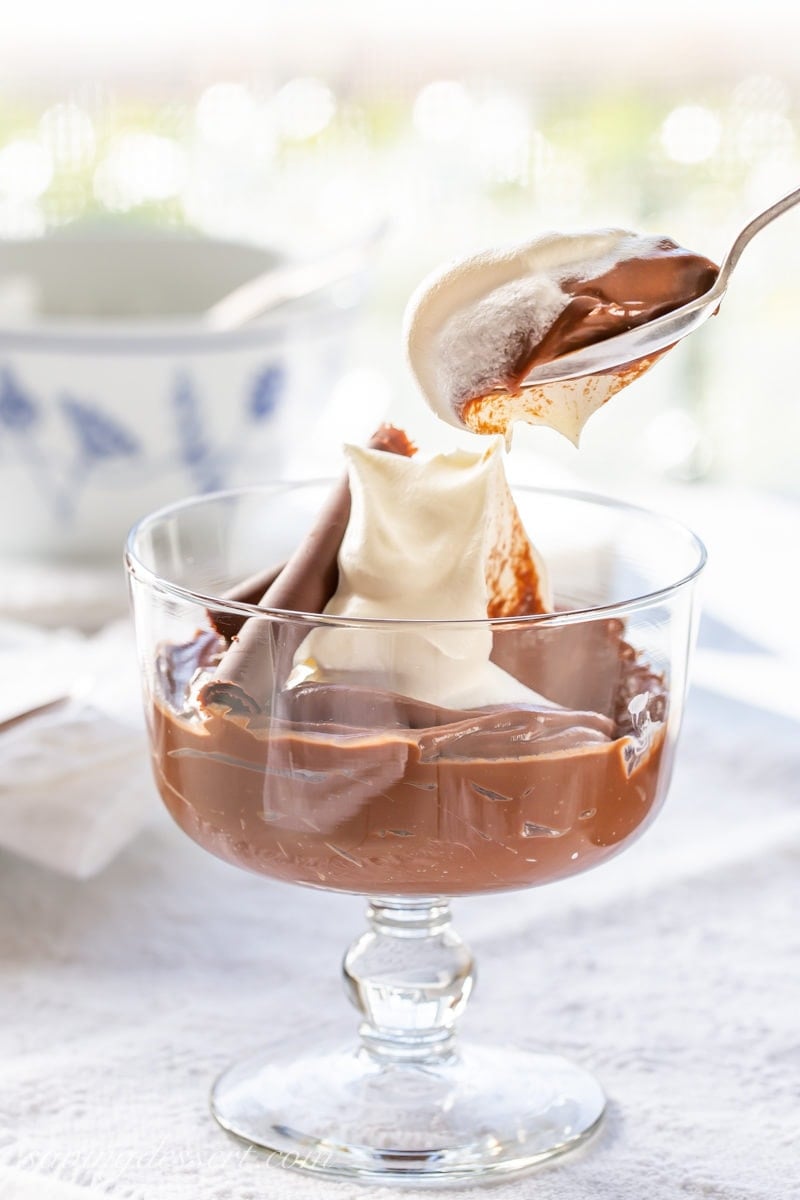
211, 1042, 606, 1186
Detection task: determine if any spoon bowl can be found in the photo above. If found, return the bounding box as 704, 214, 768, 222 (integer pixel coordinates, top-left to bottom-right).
520, 184, 800, 387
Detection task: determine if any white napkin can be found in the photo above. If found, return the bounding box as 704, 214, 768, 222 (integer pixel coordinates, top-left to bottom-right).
0, 619, 154, 878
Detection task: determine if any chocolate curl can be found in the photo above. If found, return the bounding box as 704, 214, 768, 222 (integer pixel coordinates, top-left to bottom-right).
198, 425, 417, 717
208, 564, 284, 643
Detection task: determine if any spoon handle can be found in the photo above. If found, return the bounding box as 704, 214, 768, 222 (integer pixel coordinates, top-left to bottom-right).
719, 184, 800, 287
205, 221, 387, 332
206, 247, 365, 332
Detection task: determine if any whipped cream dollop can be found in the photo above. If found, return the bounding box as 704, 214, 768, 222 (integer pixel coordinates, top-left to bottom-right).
404, 228, 716, 444
292, 438, 554, 709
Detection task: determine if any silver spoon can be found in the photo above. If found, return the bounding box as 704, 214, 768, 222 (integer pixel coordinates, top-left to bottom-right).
519, 185, 800, 387
205, 221, 387, 332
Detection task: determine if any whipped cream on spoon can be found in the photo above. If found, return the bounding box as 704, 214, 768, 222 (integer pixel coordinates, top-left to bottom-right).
406, 186, 799, 443
405, 228, 716, 444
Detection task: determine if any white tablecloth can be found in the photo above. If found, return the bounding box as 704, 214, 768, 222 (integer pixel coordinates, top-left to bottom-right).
0, 481, 798, 1200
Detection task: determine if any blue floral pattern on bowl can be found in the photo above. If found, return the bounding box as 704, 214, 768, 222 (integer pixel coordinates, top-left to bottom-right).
0, 368, 40, 433
61, 395, 141, 463
0, 359, 288, 524
249, 364, 286, 422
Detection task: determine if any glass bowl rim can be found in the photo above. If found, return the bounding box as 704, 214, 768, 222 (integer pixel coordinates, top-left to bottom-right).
125, 480, 707, 631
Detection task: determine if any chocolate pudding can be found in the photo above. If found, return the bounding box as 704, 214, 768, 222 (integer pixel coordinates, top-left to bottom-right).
149, 614, 668, 896
517, 238, 715, 372
145, 426, 670, 897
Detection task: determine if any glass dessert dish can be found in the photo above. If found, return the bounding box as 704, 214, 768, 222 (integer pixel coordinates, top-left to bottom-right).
126, 481, 705, 1187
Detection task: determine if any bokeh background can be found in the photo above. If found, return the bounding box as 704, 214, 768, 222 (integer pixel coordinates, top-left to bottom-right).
2, 14, 800, 1200
1, 0, 798, 497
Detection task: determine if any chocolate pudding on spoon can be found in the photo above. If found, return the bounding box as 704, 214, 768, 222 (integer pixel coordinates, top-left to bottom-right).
405, 227, 719, 441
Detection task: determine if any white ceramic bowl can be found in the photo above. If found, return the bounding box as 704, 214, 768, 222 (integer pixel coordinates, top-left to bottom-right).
0, 231, 365, 560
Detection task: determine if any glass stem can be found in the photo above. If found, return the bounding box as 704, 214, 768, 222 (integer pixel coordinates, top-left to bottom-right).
342, 897, 475, 1065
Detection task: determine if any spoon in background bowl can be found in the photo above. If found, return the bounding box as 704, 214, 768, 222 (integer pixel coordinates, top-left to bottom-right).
518, 184, 800, 388
205, 221, 388, 332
